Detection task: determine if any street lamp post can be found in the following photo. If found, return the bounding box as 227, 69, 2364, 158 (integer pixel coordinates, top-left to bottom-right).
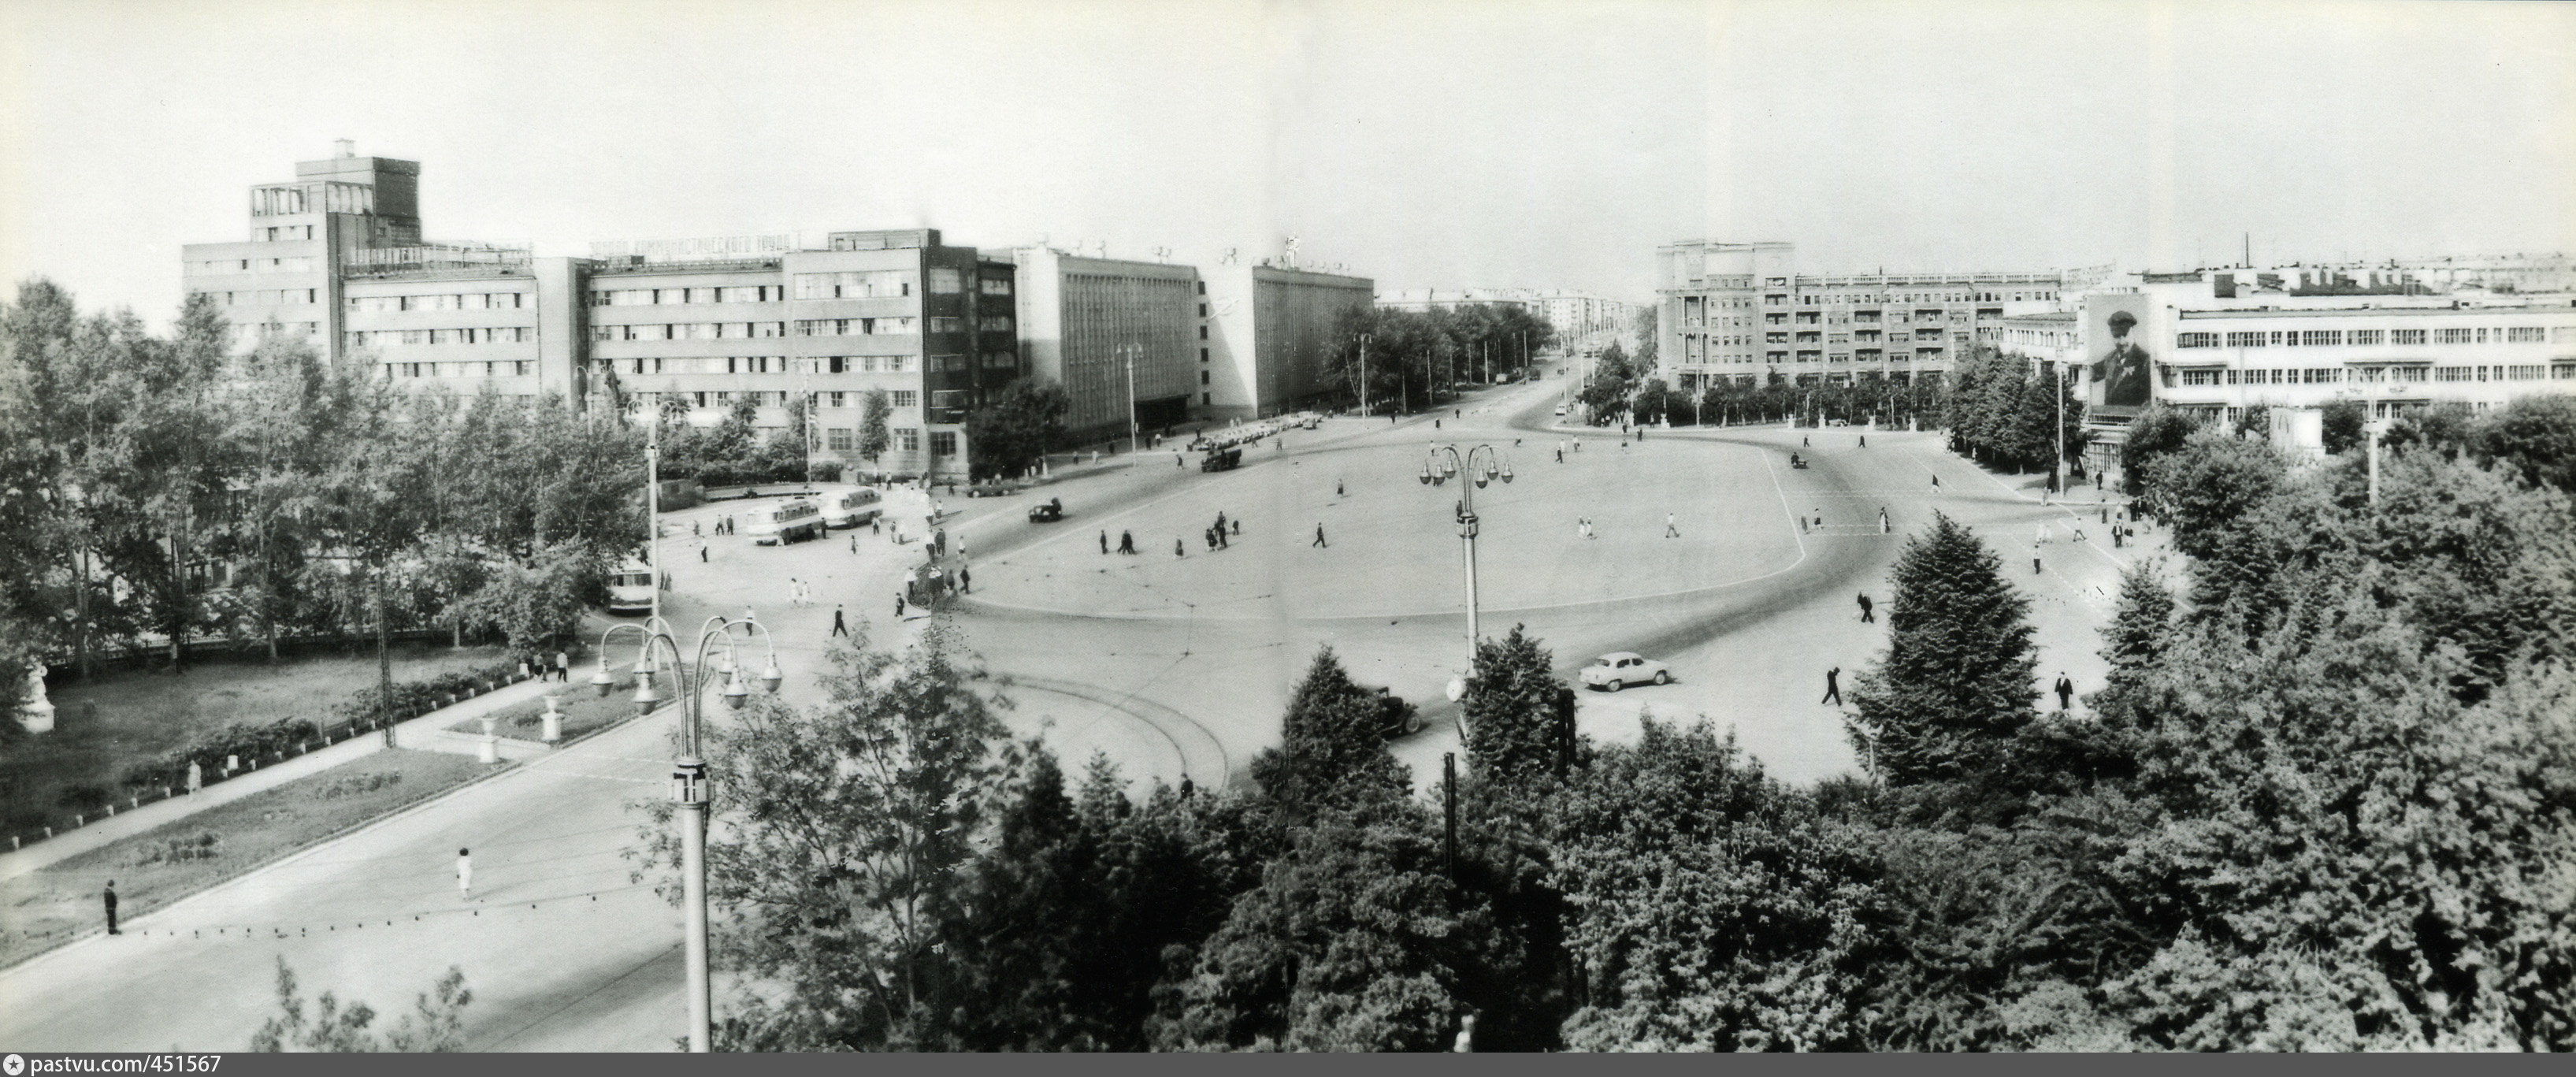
1359, 333, 1370, 418
1420, 443, 1513, 740
1123, 344, 1141, 455
592, 615, 785, 1053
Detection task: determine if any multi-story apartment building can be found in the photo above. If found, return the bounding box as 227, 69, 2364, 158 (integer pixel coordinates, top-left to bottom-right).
1375, 288, 1633, 345
1007, 247, 1201, 443
186, 149, 1022, 477
1654, 240, 2066, 394
1975, 273, 2576, 473
1202, 262, 1374, 420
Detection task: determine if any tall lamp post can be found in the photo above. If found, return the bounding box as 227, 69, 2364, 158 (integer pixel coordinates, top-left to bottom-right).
1359, 333, 1370, 418
592, 615, 785, 1053
1123, 344, 1141, 454
1419, 443, 1513, 740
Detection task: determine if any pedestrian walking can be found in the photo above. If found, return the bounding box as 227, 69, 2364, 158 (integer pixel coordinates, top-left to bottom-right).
1573, 437, 1581, 451
1665, 513, 1680, 538
1821, 667, 1842, 706
850, 534, 858, 554
457, 849, 473, 901
896, 593, 907, 618
555, 650, 570, 683
1879, 507, 1891, 534
1119, 529, 1136, 555
1204, 526, 1217, 551
1312, 522, 1327, 548
700, 543, 709, 563
1857, 592, 1875, 623
1799, 514, 1808, 534
872, 518, 882, 536
1802, 435, 1810, 448
1336, 479, 1346, 496
1930, 474, 1939, 489
1175, 538, 1186, 558
693, 520, 702, 538
960, 566, 971, 593
1858, 435, 1866, 448
831, 605, 848, 637
1230, 519, 1240, 537
2054, 672, 2075, 711
103, 880, 120, 934
1100, 530, 1109, 555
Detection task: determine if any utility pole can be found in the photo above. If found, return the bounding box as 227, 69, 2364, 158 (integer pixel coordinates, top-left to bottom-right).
1360, 333, 1370, 418
648, 407, 662, 624
1124, 344, 1140, 454
2054, 360, 2066, 495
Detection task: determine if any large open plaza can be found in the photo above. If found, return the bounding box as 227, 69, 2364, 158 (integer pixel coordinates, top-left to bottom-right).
0, 370, 2154, 1050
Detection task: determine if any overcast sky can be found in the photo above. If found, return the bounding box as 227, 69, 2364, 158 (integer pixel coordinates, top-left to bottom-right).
3, 0, 2570, 325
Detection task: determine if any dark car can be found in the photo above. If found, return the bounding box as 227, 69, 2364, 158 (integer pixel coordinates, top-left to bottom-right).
1200, 448, 1242, 473
1375, 688, 1422, 739
1026, 497, 1065, 522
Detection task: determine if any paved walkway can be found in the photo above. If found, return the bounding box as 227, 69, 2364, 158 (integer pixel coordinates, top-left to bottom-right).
0, 670, 581, 883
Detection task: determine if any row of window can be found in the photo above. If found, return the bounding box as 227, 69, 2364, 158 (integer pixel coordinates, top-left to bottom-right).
589, 286, 784, 306
202, 288, 318, 306
349, 292, 527, 312
616, 355, 924, 375
793, 317, 927, 337
815, 390, 919, 409
792, 270, 922, 300
387, 361, 534, 378
255, 225, 316, 243
595, 322, 789, 341
349, 328, 533, 347
2172, 365, 2559, 387
823, 428, 956, 455
189, 257, 315, 275
2182, 325, 2570, 348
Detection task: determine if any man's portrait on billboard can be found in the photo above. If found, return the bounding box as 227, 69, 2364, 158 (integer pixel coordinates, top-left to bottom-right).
2091, 309, 2153, 408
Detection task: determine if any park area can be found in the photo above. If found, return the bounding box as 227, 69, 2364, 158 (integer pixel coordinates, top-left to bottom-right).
0, 644, 509, 842
0, 748, 496, 968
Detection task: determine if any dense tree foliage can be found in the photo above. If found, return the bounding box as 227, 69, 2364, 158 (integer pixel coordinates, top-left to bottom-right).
2119, 403, 2200, 498
962, 379, 1070, 480
1944, 345, 2087, 474
1321, 304, 1554, 416
1845, 512, 2038, 789
0, 279, 646, 722
1461, 624, 1574, 784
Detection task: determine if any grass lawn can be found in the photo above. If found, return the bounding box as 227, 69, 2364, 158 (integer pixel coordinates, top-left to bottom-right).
444, 683, 642, 744
1, 644, 509, 837
0, 748, 496, 969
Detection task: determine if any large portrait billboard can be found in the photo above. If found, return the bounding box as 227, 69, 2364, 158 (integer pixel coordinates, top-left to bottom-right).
2085, 293, 2156, 414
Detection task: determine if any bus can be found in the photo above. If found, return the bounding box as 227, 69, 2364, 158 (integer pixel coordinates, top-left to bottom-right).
821, 487, 882, 529
747, 499, 826, 545
605, 558, 657, 615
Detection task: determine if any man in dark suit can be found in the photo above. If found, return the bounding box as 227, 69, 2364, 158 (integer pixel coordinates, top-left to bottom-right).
2054, 673, 2077, 711
2090, 310, 2154, 407
103, 880, 120, 935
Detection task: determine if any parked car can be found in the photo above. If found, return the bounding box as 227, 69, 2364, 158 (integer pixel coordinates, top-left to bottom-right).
964, 480, 1018, 498
1553, 404, 1568, 417
1026, 497, 1066, 523
1374, 687, 1422, 739
1579, 652, 1670, 693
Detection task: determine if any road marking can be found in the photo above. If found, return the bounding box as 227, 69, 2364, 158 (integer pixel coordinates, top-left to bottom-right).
1756, 442, 1810, 563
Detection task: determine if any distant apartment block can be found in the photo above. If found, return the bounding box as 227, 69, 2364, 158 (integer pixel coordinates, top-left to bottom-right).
1654, 240, 2068, 394
1377, 287, 1634, 343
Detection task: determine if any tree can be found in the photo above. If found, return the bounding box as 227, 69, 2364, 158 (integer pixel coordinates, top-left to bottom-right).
2320, 399, 2367, 456
1550, 719, 1887, 1050
1846, 512, 2039, 788
1461, 624, 1575, 785
2119, 404, 2199, 497
637, 624, 1010, 1050
2099, 562, 2175, 699
963, 380, 1069, 481
2468, 394, 2576, 496
447, 541, 594, 661
250, 958, 473, 1052
858, 388, 893, 466
1246, 647, 1409, 817
1153, 801, 1501, 1051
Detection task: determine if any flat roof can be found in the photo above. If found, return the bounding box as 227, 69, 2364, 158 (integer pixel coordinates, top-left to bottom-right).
2179, 303, 2576, 319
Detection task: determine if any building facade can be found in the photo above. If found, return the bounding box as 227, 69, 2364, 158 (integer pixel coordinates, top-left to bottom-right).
1203, 264, 1374, 420
1008, 247, 1201, 442
1973, 273, 2576, 474
185, 150, 1023, 477
1654, 240, 2066, 394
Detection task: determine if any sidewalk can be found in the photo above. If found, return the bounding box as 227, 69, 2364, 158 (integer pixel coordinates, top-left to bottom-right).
0, 670, 582, 883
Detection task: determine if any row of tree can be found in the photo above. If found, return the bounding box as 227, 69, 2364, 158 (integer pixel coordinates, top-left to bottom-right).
643, 397, 2575, 1049
1943, 344, 2088, 475
1318, 304, 1557, 416
0, 280, 648, 719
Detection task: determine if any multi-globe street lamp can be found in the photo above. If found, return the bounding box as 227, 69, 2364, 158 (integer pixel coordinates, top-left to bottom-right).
592, 614, 783, 1053
1419, 444, 1513, 739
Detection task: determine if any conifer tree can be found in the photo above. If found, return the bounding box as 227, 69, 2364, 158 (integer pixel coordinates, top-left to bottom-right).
1462, 624, 1576, 784
1249, 646, 1407, 814
1847, 512, 2039, 786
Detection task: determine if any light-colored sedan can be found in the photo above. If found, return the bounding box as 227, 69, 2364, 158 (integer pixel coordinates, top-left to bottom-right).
1579, 652, 1670, 692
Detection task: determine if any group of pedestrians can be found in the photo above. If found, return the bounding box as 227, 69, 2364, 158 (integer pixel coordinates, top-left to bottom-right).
1201, 511, 1242, 552
1103, 529, 1138, 555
